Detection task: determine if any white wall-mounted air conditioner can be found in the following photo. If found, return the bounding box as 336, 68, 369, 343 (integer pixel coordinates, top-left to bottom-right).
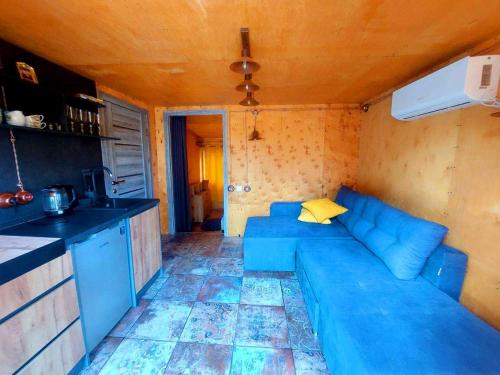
391, 55, 500, 121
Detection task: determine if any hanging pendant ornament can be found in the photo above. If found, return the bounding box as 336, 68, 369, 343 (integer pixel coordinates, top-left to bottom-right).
9, 130, 33, 204
248, 109, 262, 141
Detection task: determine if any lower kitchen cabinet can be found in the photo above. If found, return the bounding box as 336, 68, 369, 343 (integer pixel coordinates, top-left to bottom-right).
0, 253, 85, 375
129, 205, 162, 294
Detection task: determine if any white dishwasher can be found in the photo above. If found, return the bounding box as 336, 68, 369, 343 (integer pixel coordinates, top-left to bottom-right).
71, 220, 133, 352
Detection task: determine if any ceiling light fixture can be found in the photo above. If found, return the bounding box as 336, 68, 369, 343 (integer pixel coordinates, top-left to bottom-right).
239, 92, 259, 107
236, 74, 260, 92
230, 28, 260, 107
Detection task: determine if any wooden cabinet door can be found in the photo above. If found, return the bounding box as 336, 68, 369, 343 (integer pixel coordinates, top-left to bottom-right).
0, 280, 80, 374
130, 206, 161, 293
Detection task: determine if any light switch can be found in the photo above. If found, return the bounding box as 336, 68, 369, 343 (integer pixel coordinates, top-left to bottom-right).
235, 185, 244, 192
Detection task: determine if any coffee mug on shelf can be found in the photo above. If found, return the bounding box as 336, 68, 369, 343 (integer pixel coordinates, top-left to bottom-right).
5, 110, 25, 126
25, 114, 46, 129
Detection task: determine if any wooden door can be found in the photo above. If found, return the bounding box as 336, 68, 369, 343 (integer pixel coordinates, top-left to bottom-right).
100, 94, 152, 198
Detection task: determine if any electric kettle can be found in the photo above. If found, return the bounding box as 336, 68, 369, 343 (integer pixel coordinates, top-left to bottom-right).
41, 185, 77, 216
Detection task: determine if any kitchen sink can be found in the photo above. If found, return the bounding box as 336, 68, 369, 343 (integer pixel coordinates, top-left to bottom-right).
80, 198, 145, 211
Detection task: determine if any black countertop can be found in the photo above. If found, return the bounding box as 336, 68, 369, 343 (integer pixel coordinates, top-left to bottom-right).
0, 198, 159, 285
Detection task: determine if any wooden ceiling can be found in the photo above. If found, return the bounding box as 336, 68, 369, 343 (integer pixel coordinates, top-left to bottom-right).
186, 115, 223, 138
0, 1, 499, 106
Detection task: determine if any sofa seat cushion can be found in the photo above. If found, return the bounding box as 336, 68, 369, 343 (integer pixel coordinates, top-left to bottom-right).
297, 238, 399, 307
244, 216, 351, 239
243, 217, 351, 271
318, 302, 500, 375
298, 239, 460, 312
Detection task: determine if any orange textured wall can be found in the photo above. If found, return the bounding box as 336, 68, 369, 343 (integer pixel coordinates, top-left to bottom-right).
357, 97, 500, 329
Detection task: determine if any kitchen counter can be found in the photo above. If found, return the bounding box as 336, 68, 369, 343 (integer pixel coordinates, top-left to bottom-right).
0, 198, 159, 285
0, 235, 65, 285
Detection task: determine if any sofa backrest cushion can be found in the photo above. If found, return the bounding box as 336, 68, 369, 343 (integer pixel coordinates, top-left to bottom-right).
270, 202, 303, 217
335, 186, 366, 227
421, 244, 468, 300
335, 186, 449, 280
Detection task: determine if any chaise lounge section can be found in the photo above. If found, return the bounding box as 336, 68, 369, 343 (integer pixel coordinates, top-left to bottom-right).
243, 186, 500, 374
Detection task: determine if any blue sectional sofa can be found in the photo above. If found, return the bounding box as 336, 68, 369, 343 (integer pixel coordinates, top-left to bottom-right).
243, 186, 500, 374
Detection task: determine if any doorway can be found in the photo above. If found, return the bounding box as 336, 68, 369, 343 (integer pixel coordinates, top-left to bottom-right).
164, 110, 228, 235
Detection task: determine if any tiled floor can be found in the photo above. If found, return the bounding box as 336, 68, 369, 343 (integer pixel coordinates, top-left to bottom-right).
81, 232, 329, 375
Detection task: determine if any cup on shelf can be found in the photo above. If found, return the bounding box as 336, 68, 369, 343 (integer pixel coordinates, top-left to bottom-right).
25, 114, 47, 129
5, 110, 26, 126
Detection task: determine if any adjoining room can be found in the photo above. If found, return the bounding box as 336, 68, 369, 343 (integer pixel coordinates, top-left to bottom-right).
0, 2, 499, 374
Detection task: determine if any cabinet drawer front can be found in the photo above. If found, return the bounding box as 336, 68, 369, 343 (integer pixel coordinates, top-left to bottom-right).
0, 252, 73, 320
0, 279, 80, 374
130, 206, 161, 293
19, 320, 85, 375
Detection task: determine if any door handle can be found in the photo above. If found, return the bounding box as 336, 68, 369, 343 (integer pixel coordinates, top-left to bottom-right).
112, 179, 126, 185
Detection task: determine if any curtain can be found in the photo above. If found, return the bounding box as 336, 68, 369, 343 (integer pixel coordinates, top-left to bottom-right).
170, 116, 192, 232
202, 144, 224, 209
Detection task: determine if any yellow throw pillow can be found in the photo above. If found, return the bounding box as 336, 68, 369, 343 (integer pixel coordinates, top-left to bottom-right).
302, 198, 348, 223
298, 208, 332, 224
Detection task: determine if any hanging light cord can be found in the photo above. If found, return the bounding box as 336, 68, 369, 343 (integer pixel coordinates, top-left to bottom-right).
9, 130, 24, 191
244, 112, 249, 184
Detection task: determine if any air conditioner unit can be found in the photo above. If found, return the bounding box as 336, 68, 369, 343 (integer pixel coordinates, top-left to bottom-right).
391, 55, 500, 121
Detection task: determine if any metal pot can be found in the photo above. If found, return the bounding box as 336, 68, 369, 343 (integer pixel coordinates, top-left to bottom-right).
41, 185, 77, 216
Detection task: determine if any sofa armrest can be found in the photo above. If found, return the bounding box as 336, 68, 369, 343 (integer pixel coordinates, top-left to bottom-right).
270, 202, 303, 217
421, 244, 468, 301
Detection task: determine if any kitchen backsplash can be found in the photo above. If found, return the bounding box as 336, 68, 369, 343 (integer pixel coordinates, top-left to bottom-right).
0, 129, 103, 227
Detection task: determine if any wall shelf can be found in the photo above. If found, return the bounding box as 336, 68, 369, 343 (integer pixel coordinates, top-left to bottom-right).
0, 124, 120, 141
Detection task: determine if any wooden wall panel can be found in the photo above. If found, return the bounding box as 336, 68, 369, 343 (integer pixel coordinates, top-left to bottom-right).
0, 252, 73, 320
155, 105, 361, 236
357, 97, 500, 329
445, 105, 500, 328
357, 98, 459, 223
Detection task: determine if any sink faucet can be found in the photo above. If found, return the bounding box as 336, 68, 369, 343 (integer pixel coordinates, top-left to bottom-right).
82, 166, 116, 203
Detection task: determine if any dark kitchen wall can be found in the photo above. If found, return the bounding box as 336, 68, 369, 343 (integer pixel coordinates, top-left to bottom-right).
0, 130, 103, 227
0, 39, 103, 228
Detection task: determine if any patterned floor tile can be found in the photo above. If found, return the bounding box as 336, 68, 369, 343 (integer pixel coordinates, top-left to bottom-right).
190, 244, 221, 257
173, 256, 212, 275
281, 279, 306, 310
235, 305, 289, 348
109, 299, 151, 338
240, 277, 283, 306
156, 274, 206, 301
98, 338, 176, 375
180, 302, 239, 345
165, 342, 232, 375
164, 242, 193, 256
162, 254, 183, 273
127, 300, 192, 341
230, 347, 295, 375
218, 244, 243, 258
293, 350, 330, 374
286, 307, 320, 351
142, 276, 168, 299
244, 271, 297, 280
222, 236, 243, 246
197, 276, 242, 304
209, 257, 244, 277
80, 336, 123, 375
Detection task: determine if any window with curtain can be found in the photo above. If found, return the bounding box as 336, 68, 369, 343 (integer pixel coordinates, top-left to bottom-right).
200, 139, 224, 209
